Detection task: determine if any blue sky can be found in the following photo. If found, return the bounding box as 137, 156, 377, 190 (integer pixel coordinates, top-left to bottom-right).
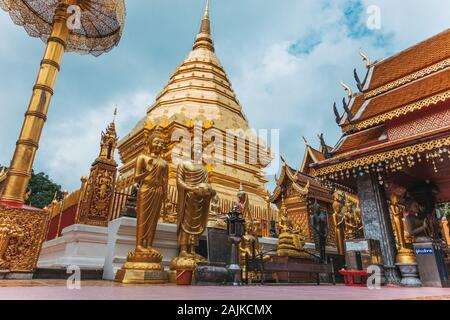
0, 0, 449, 192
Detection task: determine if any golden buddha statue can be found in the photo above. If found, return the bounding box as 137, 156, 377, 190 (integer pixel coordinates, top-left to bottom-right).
332, 192, 345, 255
277, 196, 305, 257
343, 199, 359, 241
115, 127, 169, 284
390, 194, 416, 264
238, 184, 264, 281
353, 204, 365, 239
170, 139, 216, 272
207, 194, 227, 229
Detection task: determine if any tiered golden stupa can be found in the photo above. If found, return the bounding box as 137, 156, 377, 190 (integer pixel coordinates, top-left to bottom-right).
116, 1, 274, 223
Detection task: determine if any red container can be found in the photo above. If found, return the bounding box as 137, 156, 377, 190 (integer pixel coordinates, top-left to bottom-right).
176, 269, 193, 285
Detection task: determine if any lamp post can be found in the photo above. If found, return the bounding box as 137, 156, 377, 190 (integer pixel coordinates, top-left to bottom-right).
226, 205, 245, 286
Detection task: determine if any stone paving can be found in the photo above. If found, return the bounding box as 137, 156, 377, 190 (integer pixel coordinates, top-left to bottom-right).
0, 280, 450, 300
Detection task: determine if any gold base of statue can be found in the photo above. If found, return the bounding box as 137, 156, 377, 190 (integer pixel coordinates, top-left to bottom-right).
168, 254, 206, 283
0, 205, 49, 273
277, 248, 308, 258
277, 232, 306, 258
115, 249, 168, 284
396, 248, 416, 264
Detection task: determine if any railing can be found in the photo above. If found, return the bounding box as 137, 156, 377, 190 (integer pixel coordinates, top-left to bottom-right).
109, 191, 129, 221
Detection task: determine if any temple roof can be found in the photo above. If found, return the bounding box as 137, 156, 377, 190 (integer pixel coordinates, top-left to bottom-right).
339, 29, 450, 132
367, 29, 450, 92
270, 156, 332, 203
311, 29, 450, 190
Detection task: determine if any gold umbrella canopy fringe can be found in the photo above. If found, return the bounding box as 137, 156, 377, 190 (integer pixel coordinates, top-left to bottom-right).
0, 0, 126, 56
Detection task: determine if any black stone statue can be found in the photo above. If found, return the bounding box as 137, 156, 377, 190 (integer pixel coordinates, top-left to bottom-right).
310, 199, 328, 263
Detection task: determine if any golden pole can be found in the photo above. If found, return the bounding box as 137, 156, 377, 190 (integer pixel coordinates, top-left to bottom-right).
0, 4, 69, 206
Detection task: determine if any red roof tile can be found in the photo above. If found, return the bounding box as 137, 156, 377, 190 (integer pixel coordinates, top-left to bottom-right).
368, 29, 450, 91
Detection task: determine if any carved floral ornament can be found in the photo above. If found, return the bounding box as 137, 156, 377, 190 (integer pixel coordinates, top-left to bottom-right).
313, 136, 450, 184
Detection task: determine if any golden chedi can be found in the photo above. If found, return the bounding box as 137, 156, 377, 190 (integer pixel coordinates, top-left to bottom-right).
115, 127, 169, 284
277, 196, 306, 257
116, 0, 272, 224
170, 139, 216, 275
390, 194, 416, 264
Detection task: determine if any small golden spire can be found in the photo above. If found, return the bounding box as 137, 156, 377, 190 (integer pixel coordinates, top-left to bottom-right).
204, 0, 210, 20
193, 0, 214, 51
113, 106, 118, 123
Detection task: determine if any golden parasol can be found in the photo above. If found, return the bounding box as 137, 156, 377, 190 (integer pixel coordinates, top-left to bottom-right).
0, 0, 126, 205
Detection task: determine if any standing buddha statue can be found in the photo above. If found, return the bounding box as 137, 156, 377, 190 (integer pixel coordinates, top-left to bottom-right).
332, 192, 345, 255
115, 127, 169, 283
170, 138, 216, 272
390, 194, 415, 264
238, 183, 263, 282
343, 199, 359, 241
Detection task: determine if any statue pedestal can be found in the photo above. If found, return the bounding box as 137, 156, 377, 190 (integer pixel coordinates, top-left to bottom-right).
38, 224, 108, 271
0, 205, 49, 277
194, 262, 228, 285
396, 263, 422, 287
103, 217, 178, 280
413, 242, 450, 287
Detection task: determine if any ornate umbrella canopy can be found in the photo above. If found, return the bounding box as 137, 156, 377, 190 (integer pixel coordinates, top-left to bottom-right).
0, 0, 126, 56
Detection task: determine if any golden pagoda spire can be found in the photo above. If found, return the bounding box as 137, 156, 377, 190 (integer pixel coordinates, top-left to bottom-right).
193, 0, 214, 52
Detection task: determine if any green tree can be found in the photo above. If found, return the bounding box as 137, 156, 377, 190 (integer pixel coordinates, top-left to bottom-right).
27, 171, 62, 209
0, 165, 62, 209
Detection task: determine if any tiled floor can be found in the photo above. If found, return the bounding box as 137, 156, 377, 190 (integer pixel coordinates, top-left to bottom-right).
0, 280, 450, 300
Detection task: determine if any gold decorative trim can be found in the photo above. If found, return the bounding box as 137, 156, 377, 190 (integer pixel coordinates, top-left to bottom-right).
47, 36, 67, 49
366, 59, 450, 99
25, 111, 47, 121
0, 206, 49, 273
313, 136, 450, 177
355, 90, 450, 131
40, 59, 61, 71
33, 84, 54, 96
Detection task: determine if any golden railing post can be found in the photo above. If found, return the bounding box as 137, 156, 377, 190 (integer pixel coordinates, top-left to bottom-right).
0, 4, 69, 205
56, 190, 68, 238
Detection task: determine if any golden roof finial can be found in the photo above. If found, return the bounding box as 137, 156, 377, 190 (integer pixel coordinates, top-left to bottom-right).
340, 81, 353, 98
204, 0, 210, 20
193, 0, 214, 51
359, 48, 371, 69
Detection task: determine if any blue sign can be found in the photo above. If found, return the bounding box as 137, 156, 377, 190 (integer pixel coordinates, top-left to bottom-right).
415, 248, 433, 255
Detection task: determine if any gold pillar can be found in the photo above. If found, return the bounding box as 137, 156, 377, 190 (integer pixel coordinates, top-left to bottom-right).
0, 5, 69, 205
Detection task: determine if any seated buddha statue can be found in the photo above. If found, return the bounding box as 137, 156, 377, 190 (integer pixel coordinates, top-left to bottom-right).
277, 196, 306, 257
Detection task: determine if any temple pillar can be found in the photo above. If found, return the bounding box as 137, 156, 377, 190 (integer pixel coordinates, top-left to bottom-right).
357, 173, 401, 284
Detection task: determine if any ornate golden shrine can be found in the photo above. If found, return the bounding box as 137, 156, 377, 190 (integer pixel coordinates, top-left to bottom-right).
43, 119, 119, 239
76, 121, 118, 227
269, 156, 337, 247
